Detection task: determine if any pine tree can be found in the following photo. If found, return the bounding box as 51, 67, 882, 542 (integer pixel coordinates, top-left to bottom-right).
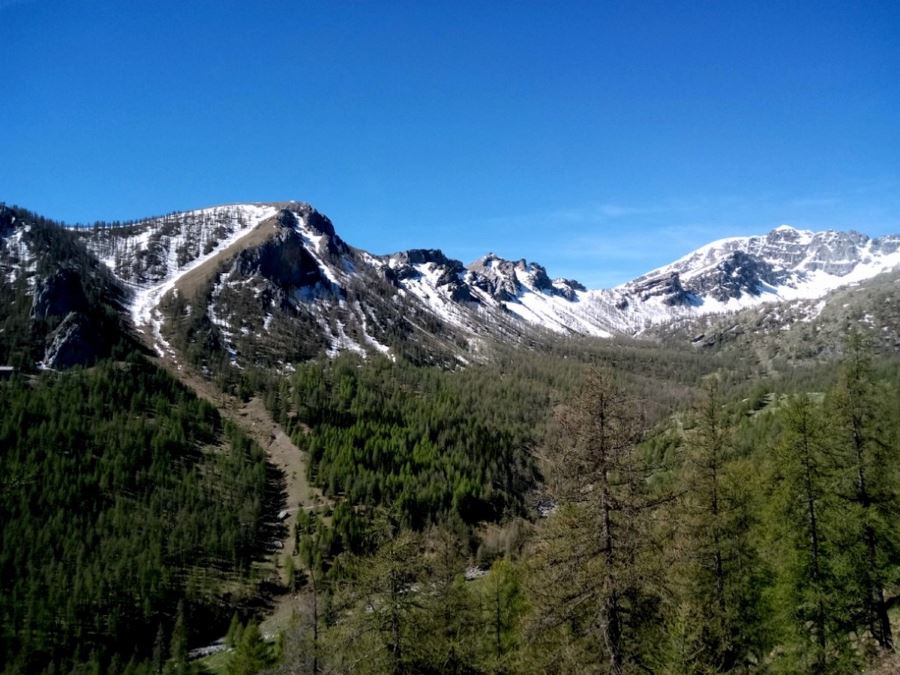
323, 526, 427, 674
152, 624, 166, 675
768, 394, 858, 672
419, 525, 476, 671
226, 612, 242, 649
827, 332, 899, 651
673, 376, 769, 671
169, 601, 188, 675
480, 557, 524, 671
526, 369, 665, 674
228, 622, 269, 675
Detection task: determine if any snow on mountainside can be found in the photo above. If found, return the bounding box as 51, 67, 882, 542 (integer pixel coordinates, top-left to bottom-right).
61, 203, 900, 363
598, 225, 900, 333
6, 198, 900, 368
78, 202, 477, 366
379, 250, 607, 337
377, 224, 900, 339
81, 204, 280, 355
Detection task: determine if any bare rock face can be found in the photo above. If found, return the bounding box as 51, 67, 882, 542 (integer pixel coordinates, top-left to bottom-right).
467, 254, 521, 302
236, 227, 330, 292
42, 312, 103, 369
551, 278, 586, 301
628, 272, 692, 306
684, 251, 788, 302
31, 268, 90, 320
384, 249, 479, 303
466, 254, 584, 303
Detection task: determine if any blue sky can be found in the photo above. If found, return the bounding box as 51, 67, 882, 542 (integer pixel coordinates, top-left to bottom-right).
2, 1, 899, 286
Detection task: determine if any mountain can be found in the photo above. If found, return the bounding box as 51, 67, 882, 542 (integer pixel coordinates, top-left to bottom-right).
3, 200, 900, 371
0, 205, 133, 369
604, 224, 900, 330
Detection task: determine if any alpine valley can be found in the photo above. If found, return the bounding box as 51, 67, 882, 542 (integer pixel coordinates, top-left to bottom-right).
4, 200, 900, 675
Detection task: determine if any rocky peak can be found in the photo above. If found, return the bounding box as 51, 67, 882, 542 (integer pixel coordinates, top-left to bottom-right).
685, 251, 786, 302
383, 249, 476, 302
467, 254, 521, 302
625, 272, 692, 307
466, 253, 583, 302
304, 209, 336, 239
551, 278, 586, 301
390, 249, 453, 268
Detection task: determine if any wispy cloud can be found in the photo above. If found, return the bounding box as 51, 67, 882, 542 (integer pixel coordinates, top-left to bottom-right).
437, 180, 900, 288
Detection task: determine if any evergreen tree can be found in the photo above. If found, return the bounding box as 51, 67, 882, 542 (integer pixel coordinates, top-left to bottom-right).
228, 622, 269, 675
768, 394, 857, 673
419, 525, 478, 671
526, 369, 664, 674
324, 527, 428, 674
827, 332, 899, 651
169, 601, 188, 675
152, 624, 166, 675
226, 612, 242, 649
480, 557, 524, 672
673, 376, 770, 671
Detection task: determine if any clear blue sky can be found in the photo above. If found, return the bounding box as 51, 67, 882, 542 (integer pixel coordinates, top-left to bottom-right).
2, 1, 899, 286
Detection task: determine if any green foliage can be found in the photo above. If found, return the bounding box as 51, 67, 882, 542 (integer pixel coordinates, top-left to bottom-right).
765, 395, 858, 673
524, 370, 668, 674
272, 354, 545, 533
824, 333, 900, 651
0, 360, 269, 672
227, 622, 271, 675
669, 377, 772, 671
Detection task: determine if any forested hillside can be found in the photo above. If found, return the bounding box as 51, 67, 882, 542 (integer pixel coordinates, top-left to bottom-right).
259, 334, 900, 675
0, 360, 270, 674
4, 203, 900, 674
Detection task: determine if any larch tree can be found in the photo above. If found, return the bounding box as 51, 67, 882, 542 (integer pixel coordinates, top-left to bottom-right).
526, 369, 665, 674
769, 394, 856, 673
827, 332, 899, 652
673, 375, 770, 672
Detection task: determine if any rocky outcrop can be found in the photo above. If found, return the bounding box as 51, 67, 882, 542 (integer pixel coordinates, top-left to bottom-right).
685, 251, 787, 302
466, 254, 585, 303
42, 312, 104, 369
626, 272, 692, 307
31, 268, 90, 320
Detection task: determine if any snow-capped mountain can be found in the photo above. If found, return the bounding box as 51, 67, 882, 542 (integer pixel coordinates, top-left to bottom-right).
66, 205, 900, 361
596, 225, 900, 332
5, 200, 900, 369
377, 224, 900, 340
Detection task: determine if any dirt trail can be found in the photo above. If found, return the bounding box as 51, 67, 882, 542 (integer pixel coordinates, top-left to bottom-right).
146, 349, 328, 636
152, 351, 325, 550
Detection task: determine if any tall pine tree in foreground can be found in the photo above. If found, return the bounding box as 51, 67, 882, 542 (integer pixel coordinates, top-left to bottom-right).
827, 332, 899, 653
768, 394, 857, 673
526, 369, 665, 674
671, 376, 770, 672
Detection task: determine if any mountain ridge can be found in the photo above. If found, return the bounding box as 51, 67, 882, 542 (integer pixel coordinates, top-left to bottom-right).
3, 200, 900, 370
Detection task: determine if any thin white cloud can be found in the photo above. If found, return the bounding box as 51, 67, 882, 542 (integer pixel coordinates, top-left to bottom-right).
432, 181, 900, 287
